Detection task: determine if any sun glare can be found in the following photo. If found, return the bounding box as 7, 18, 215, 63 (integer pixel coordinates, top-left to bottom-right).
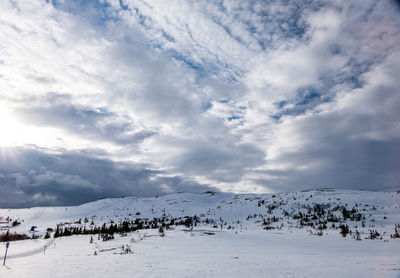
0, 108, 94, 150
0, 109, 58, 148
0, 110, 21, 146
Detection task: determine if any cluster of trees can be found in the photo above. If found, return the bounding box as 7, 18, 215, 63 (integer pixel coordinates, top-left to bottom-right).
0, 230, 31, 242
249, 198, 386, 240
367, 229, 381, 239
53, 215, 201, 240
262, 215, 281, 230
0, 216, 22, 227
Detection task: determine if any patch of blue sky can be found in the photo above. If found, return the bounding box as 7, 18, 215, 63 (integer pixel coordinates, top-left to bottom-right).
319, 58, 373, 91
133, 7, 149, 27
209, 16, 248, 47
163, 48, 240, 82
48, 0, 119, 27
227, 115, 241, 121
257, 10, 306, 36
272, 86, 332, 120
270, 108, 306, 121
161, 31, 175, 43
297, 87, 321, 106
139, 35, 223, 81
276, 100, 287, 109
202, 102, 213, 112
270, 114, 282, 122
344, 76, 364, 90
279, 16, 308, 39
339, 59, 375, 89
165, 49, 209, 75
118, 0, 129, 11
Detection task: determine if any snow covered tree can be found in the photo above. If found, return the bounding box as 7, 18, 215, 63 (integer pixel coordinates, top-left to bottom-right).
44, 231, 51, 239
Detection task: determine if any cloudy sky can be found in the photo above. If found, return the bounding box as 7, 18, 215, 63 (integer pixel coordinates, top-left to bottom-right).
0, 0, 399, 207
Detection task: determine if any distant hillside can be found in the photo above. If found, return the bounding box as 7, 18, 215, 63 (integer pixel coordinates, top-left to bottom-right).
1, 190, 400, 241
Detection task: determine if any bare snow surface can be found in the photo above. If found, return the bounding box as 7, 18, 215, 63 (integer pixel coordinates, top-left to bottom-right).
1, 190, 400, 277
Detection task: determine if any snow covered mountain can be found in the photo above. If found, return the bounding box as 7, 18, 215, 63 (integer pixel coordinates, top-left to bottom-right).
2, 189, 400, 238
1, 189, 400, 277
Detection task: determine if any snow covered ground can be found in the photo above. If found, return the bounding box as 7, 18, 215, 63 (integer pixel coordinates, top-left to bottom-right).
0, 190, 399, 277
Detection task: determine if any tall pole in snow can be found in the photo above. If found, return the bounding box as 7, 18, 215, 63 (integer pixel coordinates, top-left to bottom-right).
3, 242, 9, 266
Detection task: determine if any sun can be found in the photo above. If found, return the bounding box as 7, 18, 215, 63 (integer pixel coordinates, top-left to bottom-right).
0, 110, 21, 146
0, 108, 69, 149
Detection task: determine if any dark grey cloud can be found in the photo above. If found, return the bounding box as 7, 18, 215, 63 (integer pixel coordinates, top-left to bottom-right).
173, 139, 264, 183
165, 117, 265, 183
256, 139, 400, 192
0, 146, 217, 208
258, 68, 400, 192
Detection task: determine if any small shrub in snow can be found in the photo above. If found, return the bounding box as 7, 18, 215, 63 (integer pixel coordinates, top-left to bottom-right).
390, 227, 400, 239
353, 230, 361, 241
339, 224, 350, 237
159, 226, 165, 237
12, 220, 21, 227
366, 229, 380, 240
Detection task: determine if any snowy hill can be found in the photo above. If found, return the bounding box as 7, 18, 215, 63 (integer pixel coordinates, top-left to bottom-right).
2, 189, 400, 238
1, 190, 400, 277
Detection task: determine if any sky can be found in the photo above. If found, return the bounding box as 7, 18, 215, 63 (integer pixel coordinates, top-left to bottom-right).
0, 0, 399, 208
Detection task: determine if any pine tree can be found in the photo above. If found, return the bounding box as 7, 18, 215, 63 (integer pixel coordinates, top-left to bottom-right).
54, 227, 60, 238
339, 224, 349, 237
392, 228, 400, 238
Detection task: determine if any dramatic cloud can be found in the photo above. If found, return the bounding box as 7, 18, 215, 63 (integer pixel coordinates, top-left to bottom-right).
0, 146, 215, 207
0, 0, 399, 207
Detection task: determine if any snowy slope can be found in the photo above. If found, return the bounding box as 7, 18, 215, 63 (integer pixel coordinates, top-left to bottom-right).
0, 189, 400, 277
2, 189, 400, 237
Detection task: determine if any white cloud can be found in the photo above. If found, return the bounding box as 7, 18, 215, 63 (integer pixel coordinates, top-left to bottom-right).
0, 0, 399, 206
